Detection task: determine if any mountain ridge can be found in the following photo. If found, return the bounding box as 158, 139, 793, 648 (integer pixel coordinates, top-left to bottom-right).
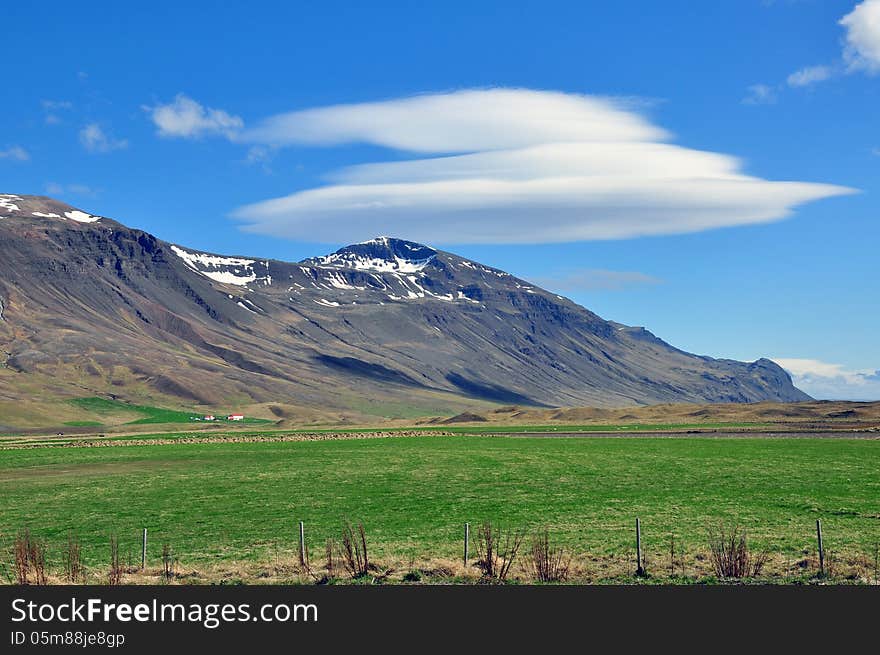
0, 193, 809, 423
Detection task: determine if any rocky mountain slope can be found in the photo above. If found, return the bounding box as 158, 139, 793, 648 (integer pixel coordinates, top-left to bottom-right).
0, 193, 809, 422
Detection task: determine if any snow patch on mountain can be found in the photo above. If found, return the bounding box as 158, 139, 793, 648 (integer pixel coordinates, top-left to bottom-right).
0, 194, 22, 213
315, 252, 434, 273
325, 271, 366, 290
460, 260, 509, 277
171, 245, 264, 286
237, 301, 258, 314
65, 210, 101, 223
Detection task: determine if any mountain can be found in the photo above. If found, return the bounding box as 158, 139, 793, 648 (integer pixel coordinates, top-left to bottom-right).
0, 193, 809, 423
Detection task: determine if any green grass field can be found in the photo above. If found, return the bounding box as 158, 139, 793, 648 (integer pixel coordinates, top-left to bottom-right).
0, 435, 878, 582
66, 397, 273, 426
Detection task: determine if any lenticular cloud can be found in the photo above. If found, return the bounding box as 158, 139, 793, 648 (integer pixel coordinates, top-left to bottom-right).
232, 88, 855, 244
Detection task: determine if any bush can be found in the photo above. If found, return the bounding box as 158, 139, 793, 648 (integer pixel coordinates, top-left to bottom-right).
340, 522, 369, 578
162, 543, 175, 581
64, 532, 83, 583
527, 528, 570, 582
707, 523, 768, 579
475, 521, 524, 582
14, 530, 47, 585
325, 539, 335, 578
108, 535, 123, 585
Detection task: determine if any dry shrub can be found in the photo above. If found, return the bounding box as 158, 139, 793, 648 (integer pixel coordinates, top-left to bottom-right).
64, 532, 84, 583
14, 530, 47, 585
476, 521, 524, 581
528, 528, 570, 582
309, 539, 338, 585
707, 523, 768, 579
108, 535, 123, 585
340, 522, 369, 578
325, 539, 335, 578
13, 532, 29, 585
162, 543, 176, 581
421, 563, 454, 579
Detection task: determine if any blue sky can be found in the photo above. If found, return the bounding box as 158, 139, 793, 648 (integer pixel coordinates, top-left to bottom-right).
2, 0, 878, 399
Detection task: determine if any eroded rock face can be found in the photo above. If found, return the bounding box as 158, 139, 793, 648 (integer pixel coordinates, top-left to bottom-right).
0, 193, 810, 409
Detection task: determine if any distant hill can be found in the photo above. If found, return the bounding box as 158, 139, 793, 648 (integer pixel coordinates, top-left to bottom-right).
0, 193, 809, 423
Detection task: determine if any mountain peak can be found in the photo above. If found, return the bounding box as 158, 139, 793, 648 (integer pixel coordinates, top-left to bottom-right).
0, 197, 812, 408
305, 236, 437, 273
0, 193, 102, 224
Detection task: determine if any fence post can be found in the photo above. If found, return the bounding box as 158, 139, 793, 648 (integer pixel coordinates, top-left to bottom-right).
141, 528, 147, 571
299, 521, 306, 567
636, 518, 646, 577
816, 519, 825, 577
463, 523, 470, 568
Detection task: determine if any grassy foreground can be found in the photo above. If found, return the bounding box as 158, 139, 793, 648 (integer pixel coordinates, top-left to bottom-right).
0, 435, 878, 583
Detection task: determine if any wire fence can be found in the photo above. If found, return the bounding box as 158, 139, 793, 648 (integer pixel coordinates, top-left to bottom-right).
3, 517, 879, 585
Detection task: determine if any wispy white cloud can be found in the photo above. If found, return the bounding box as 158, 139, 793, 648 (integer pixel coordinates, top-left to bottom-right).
840, 0, 880, 73
530, 269, 661, 293
0, 146, 30, 161
41, 99, 73, 125
245, 145, 272, 164
787, 64, 834, 87
146, 94, 243, 139
67, 183, 97, 195
79, 123, 128, 153
229, 88, 854, 244
243, 145, 277, 174
45, 182, 97, 196
42, 100, 72, 110
741, 84, 778, 105
773, 358, 880, 401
